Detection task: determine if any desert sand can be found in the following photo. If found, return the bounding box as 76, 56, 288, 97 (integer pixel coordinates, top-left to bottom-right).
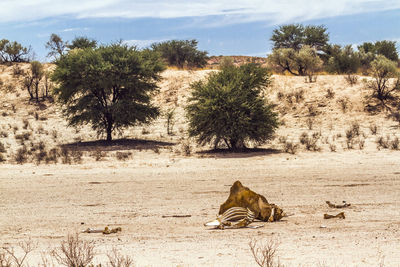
1, 65, 400, 266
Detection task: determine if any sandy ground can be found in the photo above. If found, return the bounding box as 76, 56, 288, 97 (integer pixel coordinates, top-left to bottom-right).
1, 150, 400, 266
1, 65, 400, 266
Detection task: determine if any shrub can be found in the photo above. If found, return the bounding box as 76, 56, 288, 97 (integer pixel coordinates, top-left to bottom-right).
14, 146, 28, 164
325, 45, 360, 74
344, 74, 358, 86
337, 97, 350, 113
367, 55, 399, 103
325, 88, 335, 99
299, 131, 321, 151
249, 238, 283, 267
283, 141, 299, 154
51, 233, 95, 267
186, 63, 279, 150
116, 151, 132, 161
369, 124, 378, 135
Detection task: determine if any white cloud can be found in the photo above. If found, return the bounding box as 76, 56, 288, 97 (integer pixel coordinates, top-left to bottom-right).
123, 39, 167, 48
1, 0, 400, 25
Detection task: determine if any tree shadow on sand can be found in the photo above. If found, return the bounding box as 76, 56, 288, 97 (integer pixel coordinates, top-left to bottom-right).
60, 138, 175, 152
197, 147, 282, 159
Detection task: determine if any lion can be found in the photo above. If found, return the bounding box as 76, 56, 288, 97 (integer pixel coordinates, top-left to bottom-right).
218, 180, 285, 222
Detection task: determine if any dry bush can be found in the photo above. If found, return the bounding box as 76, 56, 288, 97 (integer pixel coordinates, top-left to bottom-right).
14, 146, 28, 164
369, 124, 378, 135
115, 151, 132, 161
249, 239, 283, 267
15, 132, 32, 144
299, 132, 321, 151
51, 233, 95, 267
358, 138, 365, 150
71, 150, 83, 164
376, 135, 390, 149
180, 140, 191, 156
329, 143, 337, 152
0, 142, 6, 153
307, 104, 319, 117
22, 119, 29, 130
90, 149, 107, 161
12, 65, 24, 77
106, 247, 134, 267
283, 141, 299, 154
60, 147, 71, 164
390, 136, 399, 150
344, 74, 358, 86
46, 148, 60, 164
1, 240, 35, 267
337, 97, 350, 113
345, 122, 361, 149
306, 118, 314, 130
325, 88, 335, 99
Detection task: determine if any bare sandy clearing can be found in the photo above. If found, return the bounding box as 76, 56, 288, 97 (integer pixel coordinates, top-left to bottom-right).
1, 150, 400, 266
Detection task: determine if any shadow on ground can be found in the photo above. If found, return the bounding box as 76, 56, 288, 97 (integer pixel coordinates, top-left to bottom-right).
61, 138, 175, 152
197, 148, 282, 158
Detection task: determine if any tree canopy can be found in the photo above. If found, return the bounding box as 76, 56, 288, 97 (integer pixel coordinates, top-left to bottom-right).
151, 39, 208, 69
271, 24, 329, 52
358, 40, 398, 62
67, 37, 97, 50
52, 43, 165, 141
0, 39, 31, 63
268, 45, 322, 77
186, 63, 279, 150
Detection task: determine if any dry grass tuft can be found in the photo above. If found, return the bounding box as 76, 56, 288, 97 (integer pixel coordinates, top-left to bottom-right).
249, 238, 284, 267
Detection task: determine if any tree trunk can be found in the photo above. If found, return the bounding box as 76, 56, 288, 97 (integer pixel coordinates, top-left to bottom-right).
106, 125, 112, 142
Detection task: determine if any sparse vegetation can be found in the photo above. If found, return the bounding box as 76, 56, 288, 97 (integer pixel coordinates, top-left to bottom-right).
249, 238, 284, 267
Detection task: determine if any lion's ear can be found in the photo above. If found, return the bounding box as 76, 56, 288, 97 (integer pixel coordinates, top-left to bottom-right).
258, 197, 270, 220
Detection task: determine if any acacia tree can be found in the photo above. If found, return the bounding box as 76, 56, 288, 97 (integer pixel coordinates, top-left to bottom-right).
45, 34, 67, 60
271, 24, 329, 53
0, 39, 31, 62
151, 39, 208, 68
67, 36, 97, 50
52, 43, 165, 142
268, 45, 322, 79
186, 63, 279, 150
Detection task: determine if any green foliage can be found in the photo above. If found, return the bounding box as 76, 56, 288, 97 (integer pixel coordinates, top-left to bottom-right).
358, 40, 399, 67
151, 39, 208, 68
368, 55, 399, 101
52, 43, 166, 141
67, 36, 97, 50
326, 45, 361, 74
359, 40, 398, 61
269, 46, 322, 77
271, 24, 329, 52
186, 64, 279, 150
0, 39, 31, 62
45, 33, 67, 60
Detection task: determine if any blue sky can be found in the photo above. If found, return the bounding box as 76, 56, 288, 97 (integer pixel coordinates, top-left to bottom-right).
0, 0, 399, 62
